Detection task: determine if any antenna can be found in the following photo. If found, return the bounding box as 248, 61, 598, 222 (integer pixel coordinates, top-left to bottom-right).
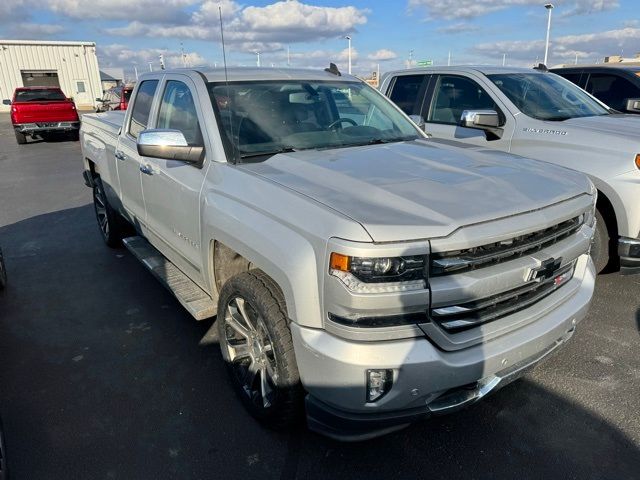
218, 3, 237, 163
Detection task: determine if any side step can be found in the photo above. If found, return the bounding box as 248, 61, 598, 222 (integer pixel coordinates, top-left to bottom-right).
122, 236, 217, 320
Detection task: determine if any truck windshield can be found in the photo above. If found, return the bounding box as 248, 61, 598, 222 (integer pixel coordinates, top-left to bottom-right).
488, 73, 610, 121
15, 89, 66, 102
208, 80, 420, 160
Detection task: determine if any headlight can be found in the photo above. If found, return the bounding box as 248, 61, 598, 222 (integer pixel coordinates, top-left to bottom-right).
581, 199, 596, 228
329, 252, 427, 293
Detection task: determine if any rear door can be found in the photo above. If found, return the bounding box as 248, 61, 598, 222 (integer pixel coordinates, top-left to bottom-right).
421, 73, 514, 150
385, 73, 431, 117
116, 79, 159, 225
139, 74, 209, 285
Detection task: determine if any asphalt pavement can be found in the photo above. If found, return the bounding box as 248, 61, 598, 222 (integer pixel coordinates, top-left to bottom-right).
0, 114, 639, 479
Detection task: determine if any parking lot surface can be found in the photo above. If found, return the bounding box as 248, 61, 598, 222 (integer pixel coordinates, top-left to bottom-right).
0, 114, 639, 479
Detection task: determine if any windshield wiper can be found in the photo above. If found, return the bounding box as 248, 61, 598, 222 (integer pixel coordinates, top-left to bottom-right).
239, 146, 297, 159
343, 136, 418, 147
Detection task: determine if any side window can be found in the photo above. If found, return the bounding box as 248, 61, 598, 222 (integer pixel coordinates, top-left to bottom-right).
586, 73, 640, 111
388, 75, 427, 115
428, 75, 499, 125
128, 80, 159, 138
157, 80, 203, 146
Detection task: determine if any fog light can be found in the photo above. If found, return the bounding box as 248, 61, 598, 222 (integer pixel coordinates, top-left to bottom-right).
366, 369, 393, 403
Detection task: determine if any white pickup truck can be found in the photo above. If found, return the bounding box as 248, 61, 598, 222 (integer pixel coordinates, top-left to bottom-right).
381, 66, 640, 274
80, 67, 596, 440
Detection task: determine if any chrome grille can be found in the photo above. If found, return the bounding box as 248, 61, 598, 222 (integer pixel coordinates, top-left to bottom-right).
430, 216, 582, 276
430, 261, 576, 332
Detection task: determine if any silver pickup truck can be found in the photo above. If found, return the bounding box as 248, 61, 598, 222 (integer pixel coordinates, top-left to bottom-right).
381, 66, 640, 274
80, 67, 595, 440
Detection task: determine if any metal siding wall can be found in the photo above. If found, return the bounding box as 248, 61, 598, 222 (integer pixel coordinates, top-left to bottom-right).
0, 42, 101, 112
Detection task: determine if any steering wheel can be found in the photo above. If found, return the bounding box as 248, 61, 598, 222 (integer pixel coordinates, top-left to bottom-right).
327, 118, 358, 130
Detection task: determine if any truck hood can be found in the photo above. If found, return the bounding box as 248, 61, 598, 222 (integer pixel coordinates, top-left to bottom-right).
240, 141, 592, 242
562, 114, 640, 138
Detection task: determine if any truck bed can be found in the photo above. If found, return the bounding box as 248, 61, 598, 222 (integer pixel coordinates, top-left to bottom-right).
81, 111, 125, 138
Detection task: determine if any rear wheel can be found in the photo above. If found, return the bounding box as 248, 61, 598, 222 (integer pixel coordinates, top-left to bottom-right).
14, 130, 26, 144
591, 209, 610, 273
217, 270, 303, 429
92, 176, 126, 248
70, 130, 80, 141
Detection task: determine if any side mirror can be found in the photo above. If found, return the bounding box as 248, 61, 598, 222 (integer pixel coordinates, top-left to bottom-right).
460, 110, 500, 129
408, 114, 426, 130
626, 98, 640, 113
2, 99, 11, 106
137, 129, 204, 166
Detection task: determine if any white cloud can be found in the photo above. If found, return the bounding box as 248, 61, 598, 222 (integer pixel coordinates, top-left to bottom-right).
436, 22, 480, 34
104, 0, 368, 52
98, 43, 206, 70
9, 23, 66, 36
47, 0, 198, 22
471, 27, 640, 65
408, 0, 618, 20
367, 49, 398, 61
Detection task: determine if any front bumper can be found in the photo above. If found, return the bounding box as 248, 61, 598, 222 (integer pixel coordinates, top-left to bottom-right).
618, 237, 640, 275
294, 256, 595, 441
15, 121, 80, 134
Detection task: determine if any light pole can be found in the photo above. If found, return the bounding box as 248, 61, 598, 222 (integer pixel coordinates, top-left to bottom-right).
344, 35, 352, 74
408, 49, 414, 69
502, 53, 506, 66
254, 51, 261, 67
543, 3, 554, 66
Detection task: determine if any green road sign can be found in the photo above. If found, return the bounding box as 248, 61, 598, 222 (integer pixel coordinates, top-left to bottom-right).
417, 60, 433, 66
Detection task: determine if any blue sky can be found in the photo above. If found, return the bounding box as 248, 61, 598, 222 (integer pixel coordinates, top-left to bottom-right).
0, 0, 637, 79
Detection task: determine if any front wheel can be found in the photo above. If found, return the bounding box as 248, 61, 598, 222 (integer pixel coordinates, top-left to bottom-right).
590, 209, 610, 274
0, 248, 7, 290
217, 270, 303, 429
92, 176, 126, 248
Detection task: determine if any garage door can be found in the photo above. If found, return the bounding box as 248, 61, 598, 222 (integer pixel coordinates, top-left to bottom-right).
21, 71, 60, 88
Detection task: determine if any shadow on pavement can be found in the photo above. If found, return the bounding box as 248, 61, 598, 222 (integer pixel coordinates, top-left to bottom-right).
0, 205, 638, 479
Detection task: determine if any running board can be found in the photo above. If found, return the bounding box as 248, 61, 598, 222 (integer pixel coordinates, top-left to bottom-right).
122, 236, 216, 320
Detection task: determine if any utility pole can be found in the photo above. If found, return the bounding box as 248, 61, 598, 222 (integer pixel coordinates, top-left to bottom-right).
180, 42, 186, 67
344, 36, 352, 74
149, 62, 153, 72
408, 49, 414, 69
133, 65, 138, 80
502, 53, 506, 66
575, 52, 578, 64
448, 50, 451, 66
159, 54, 165, 70
254, 51, 261, 67
543, 3, 554, 66
287, 45, 291, 66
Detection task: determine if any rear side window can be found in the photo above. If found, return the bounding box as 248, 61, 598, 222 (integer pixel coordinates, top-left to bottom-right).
157, 80, 203, 146
128, 80, 158, 138
388, 75, 427, 115
586, 73, 640, 111
555, 72, 584, 88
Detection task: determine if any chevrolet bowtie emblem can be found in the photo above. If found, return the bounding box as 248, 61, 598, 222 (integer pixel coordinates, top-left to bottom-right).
527, 257, 562, 282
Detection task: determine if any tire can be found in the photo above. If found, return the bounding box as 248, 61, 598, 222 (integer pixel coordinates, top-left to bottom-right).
0, 248, 6, 291
70, 130, 80, 141
92, 176, 126, 248
0, 416, 7, 480
14, 130, 26, 145
217, 270, 303, 429
591, 208, 610, 274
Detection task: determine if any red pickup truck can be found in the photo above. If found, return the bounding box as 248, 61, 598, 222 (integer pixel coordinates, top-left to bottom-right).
3, 87, 80, 144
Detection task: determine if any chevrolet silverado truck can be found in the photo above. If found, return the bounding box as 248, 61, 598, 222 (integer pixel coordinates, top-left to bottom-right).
80, 67, 596, 440
381, 66, 640, 274
3, 87, 80, 144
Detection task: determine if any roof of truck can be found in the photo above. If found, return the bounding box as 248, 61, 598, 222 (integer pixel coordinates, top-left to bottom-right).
140, 67, 361, 83
384, 65, 545, 76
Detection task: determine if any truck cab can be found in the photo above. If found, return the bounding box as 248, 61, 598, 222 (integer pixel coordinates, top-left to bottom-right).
381, 66, 640, 274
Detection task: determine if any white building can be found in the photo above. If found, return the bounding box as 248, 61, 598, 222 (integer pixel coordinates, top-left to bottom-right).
0, 40, 102, 112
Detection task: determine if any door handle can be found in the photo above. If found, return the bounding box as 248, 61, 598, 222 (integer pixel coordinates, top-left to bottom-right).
140, 164, 153, 175
114, 150, 126, 161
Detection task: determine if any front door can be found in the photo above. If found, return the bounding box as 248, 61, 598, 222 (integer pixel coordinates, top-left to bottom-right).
116, 79, 159, 227
422, 73, 514, 151
139, 75, 208, 285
